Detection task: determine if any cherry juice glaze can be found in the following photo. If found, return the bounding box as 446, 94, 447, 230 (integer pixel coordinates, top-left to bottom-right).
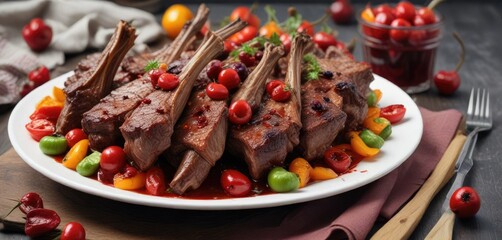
51, 146, 365, 199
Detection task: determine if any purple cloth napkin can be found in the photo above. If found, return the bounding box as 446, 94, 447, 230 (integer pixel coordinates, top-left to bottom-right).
226, 107, 462, 240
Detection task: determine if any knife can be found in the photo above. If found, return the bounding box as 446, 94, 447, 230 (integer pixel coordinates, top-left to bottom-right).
424, 133, 478, 240
370, 134, 467, 240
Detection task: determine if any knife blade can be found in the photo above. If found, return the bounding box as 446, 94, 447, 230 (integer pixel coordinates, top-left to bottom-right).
441, 131, 478, 211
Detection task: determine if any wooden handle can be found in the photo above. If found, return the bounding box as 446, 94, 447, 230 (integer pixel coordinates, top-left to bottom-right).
425, 210, 455, 240
370, 134, 466, 240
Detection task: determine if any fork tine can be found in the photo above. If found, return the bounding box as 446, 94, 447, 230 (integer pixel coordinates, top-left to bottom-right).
485, 91, 491, 120
480, 89, 486, 119
474, 88, 481, 118
467, 88, 475, 118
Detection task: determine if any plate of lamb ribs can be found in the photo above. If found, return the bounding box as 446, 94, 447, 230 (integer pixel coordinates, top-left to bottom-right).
9, 5, 422, 210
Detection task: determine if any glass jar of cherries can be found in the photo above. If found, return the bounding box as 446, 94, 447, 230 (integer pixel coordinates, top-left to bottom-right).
358, 1, 443, 93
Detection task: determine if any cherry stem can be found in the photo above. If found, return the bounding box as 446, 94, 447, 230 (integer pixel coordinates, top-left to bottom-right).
453, 32, 465, 72
346, 38, 357, 53
249, 2, 258, 14
265, 5, 279, 23
311, 13, 330, 26
428, 0, 446, 10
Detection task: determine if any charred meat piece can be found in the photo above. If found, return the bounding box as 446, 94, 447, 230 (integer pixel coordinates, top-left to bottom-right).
168, 92, 228, 194
81, 77, 154, 151
335, 81, 368, 130
298, 50, 372, 160
81, 5, 210, 151
229, 34, 310, 179
56, 21, 136, 135
321, 46, 373, 96
120, 31, 224, 171
299, 79, 347, 160
169, 43, 284, 194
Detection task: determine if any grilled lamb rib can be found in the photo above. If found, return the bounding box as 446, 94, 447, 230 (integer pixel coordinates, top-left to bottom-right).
81, 5, 210, 151
120, 31, 224, 171
229, 34, 310, 179
299, 49, 373, 160
169, 43, 284, 194
56, 21, 136, 135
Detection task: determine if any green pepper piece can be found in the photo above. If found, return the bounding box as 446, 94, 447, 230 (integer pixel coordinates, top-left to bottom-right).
359, 129, 385, 149
267, 167, 300, 193
76, 151, 101, 177
39, 136, 67, 155
367, 91, 377, 107
374, 117, 392, 140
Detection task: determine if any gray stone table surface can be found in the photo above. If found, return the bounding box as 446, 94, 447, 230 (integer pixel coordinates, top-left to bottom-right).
1, 2, 501, 239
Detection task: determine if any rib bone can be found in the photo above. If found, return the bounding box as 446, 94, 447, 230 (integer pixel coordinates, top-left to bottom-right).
56, 21, 136, 134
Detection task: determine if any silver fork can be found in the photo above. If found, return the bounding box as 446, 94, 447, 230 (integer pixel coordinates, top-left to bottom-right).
425, 88, 493, 239
454, 88, 493, 170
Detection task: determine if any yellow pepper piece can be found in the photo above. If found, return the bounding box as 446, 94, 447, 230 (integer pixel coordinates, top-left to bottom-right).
361, 7, 375, 23
289, 158, 312, 188
114, 172, 146, 190
349, 132, 380, 157
366, 107, 380, 120
52, 87, 66, 103
373, 89, 382, 104
36, 96, 64, 110
364, 118, 388, 135
63, 139, 89, 170
310, 167, 338, 181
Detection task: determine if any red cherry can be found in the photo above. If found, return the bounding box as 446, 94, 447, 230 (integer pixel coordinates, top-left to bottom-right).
238, 52, 256, 67
61, 222, 86, 240
434, 33, 465, 95
280, 33, 292, 53
266, 80, 284, 96
157, 73, 179, 91
390, 18, 411, 42
22, 18, 52, 52
416, 7, 436, 25
449, 186, 481, 218
148, 69, 164, 88
298, 21, 315, 36
329, 0, 354, 24
373, 4, 395, 17
313, 32, 338, 51
28, 66, 50, 86
375, 11, 395, 25
228, 100, 252, 125
206, 60, 223, 80
270, 84, 291, 102
205, 82, 229, 100
218, 68, 241, 90
220, 169, 252, 197
395, 1, 416, 22
100, 146, 126, 174
324, 148, 352, 173
413, 15, 427, 26
434, 71, 460, 95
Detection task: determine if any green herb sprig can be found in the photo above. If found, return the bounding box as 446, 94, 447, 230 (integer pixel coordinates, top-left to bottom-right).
303, 54, 322, 81
144, 60, 160, 72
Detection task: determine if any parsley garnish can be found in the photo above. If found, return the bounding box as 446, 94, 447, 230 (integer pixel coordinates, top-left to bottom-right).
269, 32, 282, 46
303, 54, 322, 81
144, 60, 160, 72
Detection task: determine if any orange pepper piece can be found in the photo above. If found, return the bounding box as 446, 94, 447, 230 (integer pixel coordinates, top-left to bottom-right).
63, 139, 89, 170
366, 107, 381, 120
364, 118, 388, 135
373, 89, 382, 104
289, 158, 312, 188
52, 86, 66, 103
36, 96, 63, 110
114, 172, 146, 190
310, 167, 338, 181
361, 7, 375, 23
349, 132, 380, 157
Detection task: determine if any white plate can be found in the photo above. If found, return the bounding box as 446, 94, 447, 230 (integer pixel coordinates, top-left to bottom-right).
8, 72, 422, 210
